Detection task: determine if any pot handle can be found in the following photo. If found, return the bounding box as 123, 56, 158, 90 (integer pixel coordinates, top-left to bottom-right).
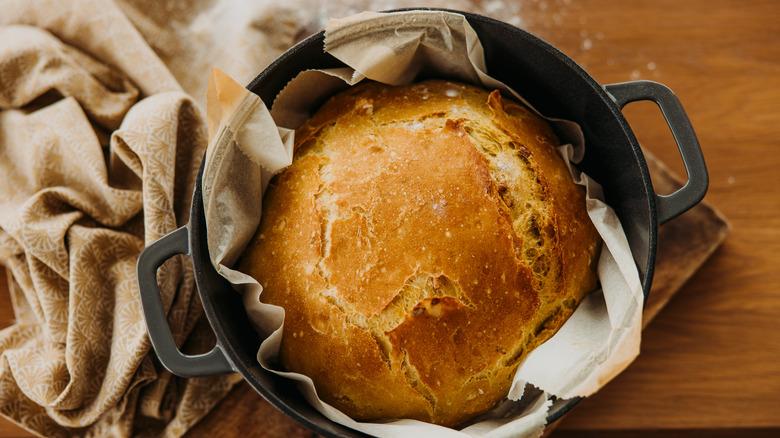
136, 225, 234, 377
604, 80, 708, 224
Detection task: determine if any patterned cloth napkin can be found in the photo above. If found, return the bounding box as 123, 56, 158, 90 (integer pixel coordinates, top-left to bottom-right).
0, 0, 303, 435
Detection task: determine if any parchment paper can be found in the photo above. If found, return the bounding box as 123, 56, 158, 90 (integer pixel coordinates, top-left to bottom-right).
202, 10, 643, 438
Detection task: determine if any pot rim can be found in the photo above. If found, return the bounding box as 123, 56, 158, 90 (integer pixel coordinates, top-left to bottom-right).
219, 7, 657, 432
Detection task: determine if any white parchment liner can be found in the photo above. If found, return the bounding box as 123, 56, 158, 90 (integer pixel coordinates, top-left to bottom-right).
202, 10, 643, 438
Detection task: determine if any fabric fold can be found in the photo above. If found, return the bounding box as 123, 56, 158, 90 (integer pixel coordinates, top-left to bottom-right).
0, 1, 243, 436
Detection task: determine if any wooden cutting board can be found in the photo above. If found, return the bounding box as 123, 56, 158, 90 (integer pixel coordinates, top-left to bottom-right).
185, 148, 731, 437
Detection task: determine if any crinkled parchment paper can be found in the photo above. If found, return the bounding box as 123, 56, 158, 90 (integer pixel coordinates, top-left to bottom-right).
202, 10, 643, 438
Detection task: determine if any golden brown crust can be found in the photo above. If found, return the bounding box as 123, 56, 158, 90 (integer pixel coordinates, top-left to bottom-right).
239, 79, 600, 427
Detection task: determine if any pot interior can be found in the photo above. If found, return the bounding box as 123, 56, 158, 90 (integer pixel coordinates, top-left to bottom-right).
192, 10, 657, 438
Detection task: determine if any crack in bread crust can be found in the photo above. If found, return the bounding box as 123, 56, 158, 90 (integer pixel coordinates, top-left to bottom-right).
313, 147, 477, 368
401, 349, 437, 410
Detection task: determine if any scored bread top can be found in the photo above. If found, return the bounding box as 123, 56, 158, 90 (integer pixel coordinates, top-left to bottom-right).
239, 79, 600, 427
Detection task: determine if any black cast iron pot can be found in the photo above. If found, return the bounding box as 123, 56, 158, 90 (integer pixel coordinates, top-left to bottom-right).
137, 9, 707, 437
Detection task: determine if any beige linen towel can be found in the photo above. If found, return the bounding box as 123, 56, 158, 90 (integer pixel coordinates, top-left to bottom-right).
0, 0, 247, 436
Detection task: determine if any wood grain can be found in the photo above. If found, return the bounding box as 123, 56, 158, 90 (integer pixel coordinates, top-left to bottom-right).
2, 0, 779, 437
526, 0, 780, 433
0, 270, 29, 438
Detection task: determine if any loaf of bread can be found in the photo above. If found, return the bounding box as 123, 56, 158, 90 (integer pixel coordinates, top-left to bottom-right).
238, 79, 600, 427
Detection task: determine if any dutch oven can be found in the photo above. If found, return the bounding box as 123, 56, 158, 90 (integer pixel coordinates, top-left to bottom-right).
137, 8, 708, 437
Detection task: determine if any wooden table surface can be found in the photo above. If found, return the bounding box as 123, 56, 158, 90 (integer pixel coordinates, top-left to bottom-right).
2, 0, 779, 437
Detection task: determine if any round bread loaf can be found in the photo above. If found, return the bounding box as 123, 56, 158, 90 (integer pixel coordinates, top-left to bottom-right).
239, 79, 600, 427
